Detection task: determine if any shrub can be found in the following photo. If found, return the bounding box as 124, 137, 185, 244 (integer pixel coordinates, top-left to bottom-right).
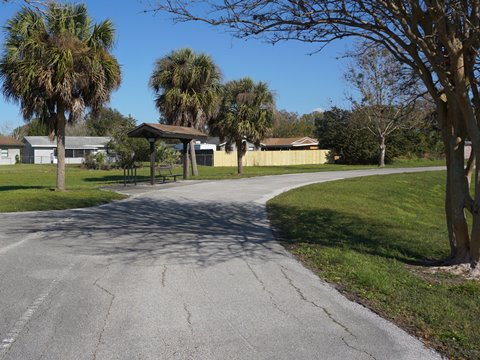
82, 153, 98, 169
156, 143, 180, 166
82, 152, 108, 170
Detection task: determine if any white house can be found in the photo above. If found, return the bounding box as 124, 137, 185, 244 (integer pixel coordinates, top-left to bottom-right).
0, 136, 24, 165
173, 137, 219, 152
174, 137, 257, 152
23, 136, 110, 164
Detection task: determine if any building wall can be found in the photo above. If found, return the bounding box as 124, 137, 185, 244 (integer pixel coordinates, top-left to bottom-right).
213, 149, 331, 167
33, 148, 55, 164
0, 148, 21, 165
23, 147, 107, 164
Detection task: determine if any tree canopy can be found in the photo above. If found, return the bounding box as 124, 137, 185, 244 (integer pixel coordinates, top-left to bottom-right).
149, 48, 221, 176
272, 110, 316, 138
0, 3, 121, 190
86, 107, 136, 137
210, 77, 275, 174
345, 43, 424, 167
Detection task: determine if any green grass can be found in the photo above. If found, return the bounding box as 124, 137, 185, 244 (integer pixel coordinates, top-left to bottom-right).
192, 157, 444, 180
0, 158, 443, 212
0, 164, 129, 212
267, 171, 479, 360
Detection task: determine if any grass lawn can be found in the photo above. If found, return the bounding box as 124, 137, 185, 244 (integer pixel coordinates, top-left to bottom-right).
0, 158, 443, 212
267, 171, 479, 360
0, 164, 129, 212
193, 157, 444, 180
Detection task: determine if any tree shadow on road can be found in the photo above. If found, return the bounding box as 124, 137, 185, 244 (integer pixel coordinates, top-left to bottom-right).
10, 197, 284, 267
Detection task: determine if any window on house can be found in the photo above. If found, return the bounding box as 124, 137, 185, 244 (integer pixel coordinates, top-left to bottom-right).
54, 148, 94, 158
1, 149, 8, 158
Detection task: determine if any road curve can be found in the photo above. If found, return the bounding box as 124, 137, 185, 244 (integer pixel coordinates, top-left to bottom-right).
0, 167, 444, 360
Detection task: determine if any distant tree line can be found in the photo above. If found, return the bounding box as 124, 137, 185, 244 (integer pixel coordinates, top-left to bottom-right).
315, 107, 443, 165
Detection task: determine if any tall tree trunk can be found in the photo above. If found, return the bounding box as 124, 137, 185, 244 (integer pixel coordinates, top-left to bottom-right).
453, 94, 480, 267
379, 136, 386, 167
471, 153, 480, 267
450, 53, 480, 267
56, 105, 66, 191
440, 99, 471, 264
190, 139, 198, 176
236, 139, 246, 174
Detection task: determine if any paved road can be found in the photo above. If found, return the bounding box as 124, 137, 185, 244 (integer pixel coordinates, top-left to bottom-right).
0, 168, 444, 360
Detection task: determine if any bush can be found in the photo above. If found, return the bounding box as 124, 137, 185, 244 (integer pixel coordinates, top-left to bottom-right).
96, 152, 105, 166
156, 143, 180, 166
82, 153, 98, 169
82, 152, 108, 170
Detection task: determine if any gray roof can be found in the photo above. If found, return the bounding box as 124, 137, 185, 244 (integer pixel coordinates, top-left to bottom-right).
23, 136, 110, 149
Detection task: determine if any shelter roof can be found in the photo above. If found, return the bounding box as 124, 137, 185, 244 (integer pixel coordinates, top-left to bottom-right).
0, 136, 24, 148
128, 123, 207, 140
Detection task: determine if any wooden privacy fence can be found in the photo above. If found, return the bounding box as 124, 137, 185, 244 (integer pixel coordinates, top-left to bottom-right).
212, 149, 331, 167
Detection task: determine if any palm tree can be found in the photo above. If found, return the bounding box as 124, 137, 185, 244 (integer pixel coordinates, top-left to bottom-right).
149, 48, 221, 176
210, 77, 275, 174
0, 3, 121, 191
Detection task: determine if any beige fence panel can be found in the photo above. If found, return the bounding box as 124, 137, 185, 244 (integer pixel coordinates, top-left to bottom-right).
213, 150, 331, 167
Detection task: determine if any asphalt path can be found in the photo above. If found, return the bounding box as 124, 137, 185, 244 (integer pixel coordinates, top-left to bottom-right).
0, 167, 445, 360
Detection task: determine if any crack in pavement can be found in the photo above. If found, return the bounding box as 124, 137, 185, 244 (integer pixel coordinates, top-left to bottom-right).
341, 337, 378, 360
161, 265, 167, 288
244, 260, 292, 318
183, 303, 194, 335
280, 266, 356, 338
280, 267, 380, 359
92, 266, 115, 360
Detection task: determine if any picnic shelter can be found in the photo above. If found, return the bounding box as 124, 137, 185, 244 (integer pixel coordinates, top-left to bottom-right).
128, 123, 207, 184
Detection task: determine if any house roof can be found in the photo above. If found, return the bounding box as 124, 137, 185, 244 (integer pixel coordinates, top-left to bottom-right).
0, 136, 24, 148
128, 123, 207, 140
261, 137, 319, 147
23, 136, 110, 148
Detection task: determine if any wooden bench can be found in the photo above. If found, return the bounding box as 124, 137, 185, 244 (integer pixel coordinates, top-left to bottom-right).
157, 165, 181, 183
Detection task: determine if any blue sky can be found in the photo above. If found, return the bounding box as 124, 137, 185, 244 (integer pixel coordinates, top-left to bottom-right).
0, 0, 351, 133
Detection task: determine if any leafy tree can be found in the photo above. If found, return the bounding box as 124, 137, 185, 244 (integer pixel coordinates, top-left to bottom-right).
149, 48, 221, 176
0, 3, 121, 190
85, 107, 136, 137
156, 143, 180, 166
107, 120, 149, 168
345, 44, 422, 167
210, 77, 275, 174
316, 107, 377, 164
12, 119, 48, 139
108, 119, 179, 168
317, 106, 442, 164
272, 110, 316, 138
155, 1, 480, 267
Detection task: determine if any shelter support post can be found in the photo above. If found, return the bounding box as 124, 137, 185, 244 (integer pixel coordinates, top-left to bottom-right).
148, 137, 156, 185
182, 139, 190, 180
